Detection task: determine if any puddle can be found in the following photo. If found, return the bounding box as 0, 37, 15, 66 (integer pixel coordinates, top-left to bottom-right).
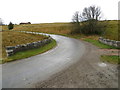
98, 63, 107, 67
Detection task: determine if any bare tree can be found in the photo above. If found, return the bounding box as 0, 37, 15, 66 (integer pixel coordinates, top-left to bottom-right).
71, 5, 104, 35
80, 6, 104, 35
71, 11, 81, 33
81, 5, 101, 21
72, 11, 80, 23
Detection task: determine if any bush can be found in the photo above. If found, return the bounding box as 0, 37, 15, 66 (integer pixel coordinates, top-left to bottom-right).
81, 19, 106, 35
8, 22, 14, 30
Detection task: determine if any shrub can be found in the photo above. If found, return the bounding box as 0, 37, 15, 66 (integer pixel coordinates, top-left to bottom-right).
81, 19, 106, 35
8, 22, 14, 30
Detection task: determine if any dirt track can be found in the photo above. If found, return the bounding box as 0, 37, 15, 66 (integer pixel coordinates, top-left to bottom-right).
36, 41, 118, 88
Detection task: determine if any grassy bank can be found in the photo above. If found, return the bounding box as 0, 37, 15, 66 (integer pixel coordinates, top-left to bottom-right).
69, 35, 118, 49
2, 31, 48, 58
2, 39, 56, 63
83, 38, 118, 49
101, 55, 120, 64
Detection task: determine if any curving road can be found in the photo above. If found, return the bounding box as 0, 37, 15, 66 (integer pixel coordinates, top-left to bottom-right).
2, 33, 85, 88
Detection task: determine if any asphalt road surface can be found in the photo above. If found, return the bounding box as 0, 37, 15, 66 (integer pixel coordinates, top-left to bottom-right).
36, 41, 118, 88
2, 34, 86, 88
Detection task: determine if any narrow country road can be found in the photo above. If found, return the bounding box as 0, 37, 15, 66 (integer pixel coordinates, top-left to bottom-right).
2, 34, 86, 88
36, 39, 118, 88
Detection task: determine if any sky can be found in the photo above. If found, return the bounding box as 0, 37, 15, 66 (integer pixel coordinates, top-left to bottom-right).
0, 0, 119, 24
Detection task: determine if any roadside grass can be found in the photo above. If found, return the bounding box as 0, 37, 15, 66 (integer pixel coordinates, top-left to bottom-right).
66, 34, 85, 39
101, 55, 120, 64
53, 33, 117, 49
2, 39, 56, 63
0, 59, 3, 64
83, 38, 118, 49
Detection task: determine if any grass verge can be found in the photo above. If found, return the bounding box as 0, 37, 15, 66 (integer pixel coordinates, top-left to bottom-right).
2, 39, 56, 64
83, 38, 118, 49
27, 32, 118, 49
101, 55, 120, 64
44, 33, 118, 49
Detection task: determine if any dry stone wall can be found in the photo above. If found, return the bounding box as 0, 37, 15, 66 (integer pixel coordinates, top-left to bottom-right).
99, 37, 120, 48
6, 31, 52, 57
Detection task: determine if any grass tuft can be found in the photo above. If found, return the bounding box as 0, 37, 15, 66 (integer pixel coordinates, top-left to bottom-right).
101, 55, 120, 64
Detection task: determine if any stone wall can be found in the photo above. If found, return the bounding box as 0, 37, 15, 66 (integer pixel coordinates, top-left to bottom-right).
6, 37, 52, 57
99, 37, 120, 48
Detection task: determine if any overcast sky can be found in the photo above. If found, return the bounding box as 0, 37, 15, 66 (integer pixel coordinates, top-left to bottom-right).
0, 0, 119, 24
